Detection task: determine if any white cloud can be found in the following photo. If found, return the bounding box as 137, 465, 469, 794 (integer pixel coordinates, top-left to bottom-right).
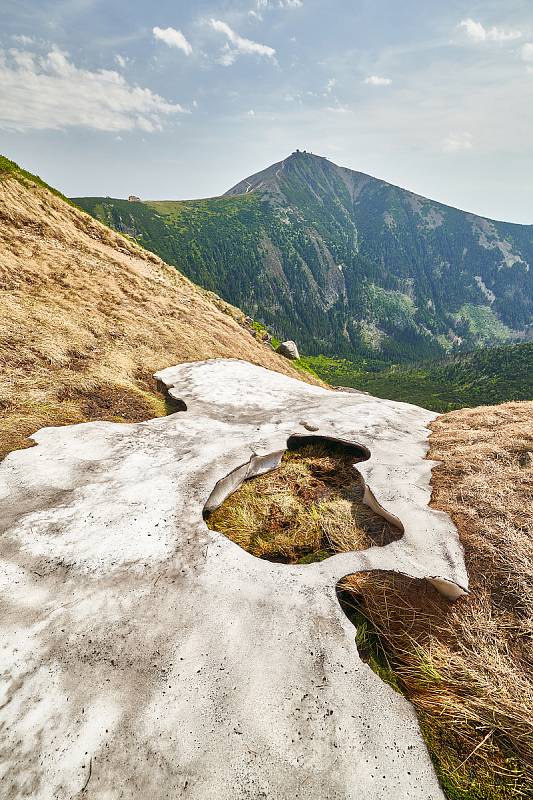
326, 78, 336, 93
247, 109, 256, 117
210, 19, 276, 64
458, 19, 522, 43
255, 0, 303, 9
114, 54, 128, 69
522, 43, 533, 62
218, 45, 237, 66
364, 75, 392, 86
327, 105, 352, 114
153, 26, 192, 55
246, 1, 304, 25
443, 132, 474, 152
0, 47, 185, 133
12, 35, 34, 45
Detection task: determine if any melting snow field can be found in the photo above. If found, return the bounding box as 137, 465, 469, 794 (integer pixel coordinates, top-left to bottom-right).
0, 360, 467, 799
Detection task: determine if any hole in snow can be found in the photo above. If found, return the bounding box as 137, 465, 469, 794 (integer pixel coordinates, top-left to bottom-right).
204, 437, 403, 565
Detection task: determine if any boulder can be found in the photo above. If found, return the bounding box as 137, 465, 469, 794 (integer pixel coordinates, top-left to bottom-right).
276, 340, 300, 360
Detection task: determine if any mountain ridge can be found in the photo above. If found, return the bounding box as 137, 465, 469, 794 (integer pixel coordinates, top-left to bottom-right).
227, 151, 532, 225
75, 151, 533, 361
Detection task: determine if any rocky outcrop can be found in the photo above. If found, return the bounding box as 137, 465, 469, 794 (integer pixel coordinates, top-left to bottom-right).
0, 360, 467, 799
276, 340, 300, 360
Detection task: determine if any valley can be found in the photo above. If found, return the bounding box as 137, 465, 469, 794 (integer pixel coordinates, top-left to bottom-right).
303, 341, 533, 412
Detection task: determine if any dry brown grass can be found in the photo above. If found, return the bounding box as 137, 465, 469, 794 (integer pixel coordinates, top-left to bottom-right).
342, 401, 533, 799
206, 440, 402, 563
0, 174, 320, 460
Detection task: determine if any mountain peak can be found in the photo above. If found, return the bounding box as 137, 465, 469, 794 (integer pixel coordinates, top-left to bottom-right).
78, 152, 533, 363
224, 150, 366, 199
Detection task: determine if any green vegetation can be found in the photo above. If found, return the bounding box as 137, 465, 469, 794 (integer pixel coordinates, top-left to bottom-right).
302, 342, 533, 411
338, 591, 401, 693
453, 304, 514, 344
74, 151, 533, 362
205, 440, 401, 564
0, 155, 75, 206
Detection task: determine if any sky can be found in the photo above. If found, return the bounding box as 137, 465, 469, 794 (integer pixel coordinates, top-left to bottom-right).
1, 0, 532, 223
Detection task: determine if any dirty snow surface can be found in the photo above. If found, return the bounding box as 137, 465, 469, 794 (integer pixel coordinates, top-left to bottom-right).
0, 360, 468, 799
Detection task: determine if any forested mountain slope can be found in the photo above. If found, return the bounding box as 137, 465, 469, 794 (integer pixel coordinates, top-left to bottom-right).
0, 155, 314, 460
303, 341, 533, 412
75, 151, 533, 361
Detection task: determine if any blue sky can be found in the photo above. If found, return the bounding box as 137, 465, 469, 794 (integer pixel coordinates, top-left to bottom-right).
1, 0, 532, 222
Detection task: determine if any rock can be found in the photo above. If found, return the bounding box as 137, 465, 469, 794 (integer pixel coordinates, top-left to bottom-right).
300, 420, 320, 432
276, 340, 300, 360
128, 195, 141, 202
0, 360, 467, 799
335, 386, 370, 396
518, 450, 532, 468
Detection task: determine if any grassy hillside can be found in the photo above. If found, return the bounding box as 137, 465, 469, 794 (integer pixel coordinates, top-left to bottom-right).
74, 191, 360, 356
302, 342, 533, 411
0, 157, 318, 460
75, 151, 533, 362
0, 154, 77, 206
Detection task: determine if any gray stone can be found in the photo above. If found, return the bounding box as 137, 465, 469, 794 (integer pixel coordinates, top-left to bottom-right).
276, 340, 300, 360
335, 386, 370, 396
0, 359, 467, 800
300, 419, 320, 431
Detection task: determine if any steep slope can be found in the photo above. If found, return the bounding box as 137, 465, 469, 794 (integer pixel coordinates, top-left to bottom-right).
303, 341, 533, 412
75, 151, 533, 361
0, 156, 318, 460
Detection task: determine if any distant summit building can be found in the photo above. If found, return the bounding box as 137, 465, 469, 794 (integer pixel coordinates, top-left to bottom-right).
128, 195, 141, 202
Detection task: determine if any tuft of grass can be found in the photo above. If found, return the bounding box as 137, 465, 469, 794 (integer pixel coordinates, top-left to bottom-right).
206, 441, 401, 563
338, 588, 401, 693
339, 568, 533, 799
